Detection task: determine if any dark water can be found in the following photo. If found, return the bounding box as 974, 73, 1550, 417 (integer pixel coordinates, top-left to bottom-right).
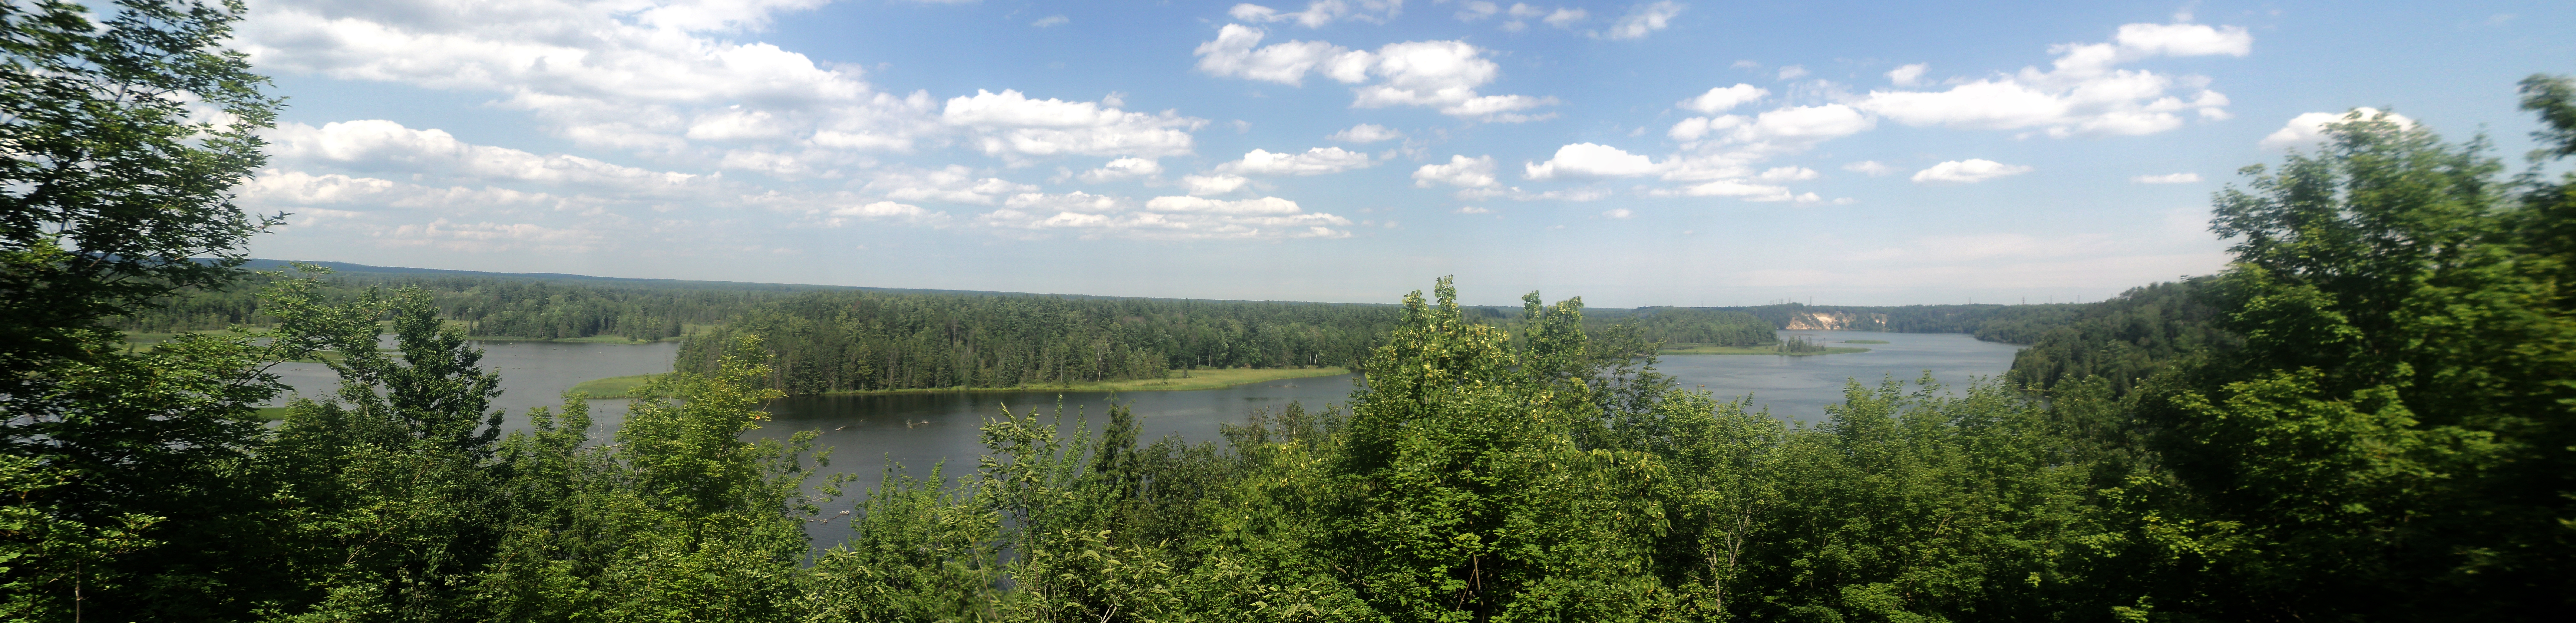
267, 340, 680, 430
267, 331, 2019, 550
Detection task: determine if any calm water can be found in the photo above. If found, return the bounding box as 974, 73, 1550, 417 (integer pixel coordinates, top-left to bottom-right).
265, 331, 2020, 550
267, 340, 681, 430
1654, 329, 2027, 419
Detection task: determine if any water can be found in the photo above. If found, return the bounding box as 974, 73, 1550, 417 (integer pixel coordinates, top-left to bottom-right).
266, 340, 680, 430
265, 330, 2021, 550
1652, 330, 2027, 419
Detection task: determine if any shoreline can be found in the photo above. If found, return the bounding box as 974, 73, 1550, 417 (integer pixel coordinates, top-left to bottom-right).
568, 366, 1354, 399
1660, 345, 1873, 356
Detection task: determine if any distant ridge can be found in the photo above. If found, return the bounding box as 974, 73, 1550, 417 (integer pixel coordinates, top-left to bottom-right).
235, 259, 1392, 307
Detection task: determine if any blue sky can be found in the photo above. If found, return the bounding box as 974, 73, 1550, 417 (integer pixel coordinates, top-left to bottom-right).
236, 0, 2575, 306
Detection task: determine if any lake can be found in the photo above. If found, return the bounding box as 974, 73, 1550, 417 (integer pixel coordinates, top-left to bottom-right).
266, 330, 2022, 550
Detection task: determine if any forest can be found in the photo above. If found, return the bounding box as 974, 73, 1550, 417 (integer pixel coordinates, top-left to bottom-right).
5, 3, 2573, 622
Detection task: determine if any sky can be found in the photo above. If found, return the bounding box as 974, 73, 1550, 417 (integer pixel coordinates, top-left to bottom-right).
232, 0, 2576, 307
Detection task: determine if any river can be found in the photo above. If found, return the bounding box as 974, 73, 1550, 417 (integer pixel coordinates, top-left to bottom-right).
266, 330, 2022, 550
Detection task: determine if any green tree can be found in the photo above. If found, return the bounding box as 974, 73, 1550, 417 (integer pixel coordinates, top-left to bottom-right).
0, 1, 281, 618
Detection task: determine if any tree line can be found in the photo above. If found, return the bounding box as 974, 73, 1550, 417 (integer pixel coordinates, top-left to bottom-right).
5, 5, 2570, 620
110, 269, 831, 341
672, 291, 1406, 394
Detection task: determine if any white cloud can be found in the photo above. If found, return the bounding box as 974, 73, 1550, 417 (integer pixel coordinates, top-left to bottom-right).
1079, 157, 1163, 183
1602, 208, 1634, 219
2113, 23, 2253, 57
1454, 1, 1501, 21
1031, 15, 1069, 27
2258, 108, 2417, 149
1454, 205, 1492, 214
1887, 63, 1928, 86
1328, 123, 1405, 143
1650, 179, 1790, 200
1756, 166, 1821, 182
1228, 1, 1404, 28
267, 120, 700, 188
1854, 22, 2247, 138
240, 0, 942, 157
942, 89, 1205, 158
1195, 27, 1558, 122
1525, 143, 1661, 179
827, 201, 951, 226
1680, 84, 1767, 114
1192, 24, 1356, 86
1842, 161, 1898, 176
1602, 2, 1683, 40
1544, 8, 1589, 28
1775, 65, 1808, 80
1414, 155, 1500, 188
1181, 174, 1253, 196
1216, 147, 1373, 175
2131, 172, 2202, 184
865, 166, 1040, 204
976, 193, 1352, 240
1911, 159, 2034, 184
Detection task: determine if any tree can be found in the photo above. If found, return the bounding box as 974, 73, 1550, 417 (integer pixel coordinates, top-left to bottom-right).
0, 2, 280, 618
2127, 104, 2576, 619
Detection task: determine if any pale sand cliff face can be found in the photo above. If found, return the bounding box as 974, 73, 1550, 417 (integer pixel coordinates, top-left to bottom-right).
1782, 311, 1891, 331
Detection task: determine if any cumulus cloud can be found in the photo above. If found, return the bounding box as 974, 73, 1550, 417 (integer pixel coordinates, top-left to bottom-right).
1181, 174, 1253, 196
1414, 155, 1500, 188
1756, 166, 1821, 182
1194, 25, 1558, 122
1228, 1, 1404, 28
1602, 2, 1683, 40
1854, 22, 2248, 138
942, 90, 1205, 158
240, 0, 943, 156
976, 193, 1351, 240
1602, 208, 1634, 219
2130, 172, 2201, 184
1525, 143, 1661, 180
268, 120, 700, 188
2258, 108, 2417, 149
1887, 63, 1928, 86
1328, 123, 1404, 143
1775, 65, 1808, 80
827, 201, 951, 226
1453, 205, 1492, 214
1078, 157, 1163, 183
1680, 84, 1767, 114
1911, 159, 2034, 184
1216, 147, 1373, 175
1842, 161, 1898, 176
1668, 104, 1875, 150
865, 166, 1040, 204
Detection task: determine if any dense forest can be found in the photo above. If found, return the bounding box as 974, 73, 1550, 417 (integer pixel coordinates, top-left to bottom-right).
5, 5, 2572, 621
676, 293, 1786, 395
673, 292, 1405, 394
110, 266, 842, 341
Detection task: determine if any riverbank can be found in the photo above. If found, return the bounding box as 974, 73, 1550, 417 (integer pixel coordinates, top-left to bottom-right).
568, 366, 1354, 399
1661, 344, 1872, 356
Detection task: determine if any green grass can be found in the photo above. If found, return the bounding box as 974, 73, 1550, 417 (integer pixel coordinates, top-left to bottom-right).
568, 374, 663, 398
1842, 339, 1890, 344
1661, 344, 1872, 356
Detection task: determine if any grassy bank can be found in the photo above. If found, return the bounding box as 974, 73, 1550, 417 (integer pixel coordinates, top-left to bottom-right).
567, 374, 664, 398
567, 367, 1354, 400
1661, 344, 1873, 356
1843, 339, 1890, 344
